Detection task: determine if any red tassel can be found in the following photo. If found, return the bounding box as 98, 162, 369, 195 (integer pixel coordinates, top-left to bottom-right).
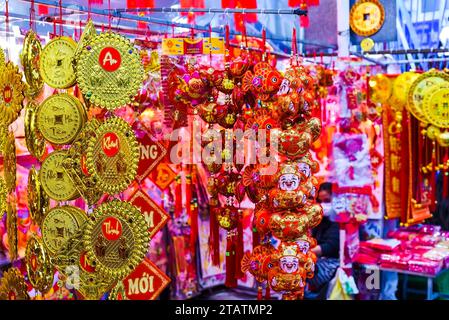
235, 214, 244, 279
209, 204, 221, 266
257, 286, 263, 300
225, 236, 238, 288
265, 286, 271, 300
300, 15, 309, 28
444, 150, 449, 199
174, 173, 183, 218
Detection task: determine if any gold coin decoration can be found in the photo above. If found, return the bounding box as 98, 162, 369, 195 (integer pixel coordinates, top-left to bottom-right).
350, 0, 385, 37
6, 197, 18, 262
39, 36, 77, 89
76, 32, 144, 110
0, 62, 25, 125
407, 71, 449, 124
24, 101, 46, 160
3, 131, 16, 193
40, 150, 80, 201
0, 177, 6, 219
21, 30, 44, 98
42, 206, 86, 256
369, 73, 392, 104
27, 166, 49, 226
422, 82, 449, 129
0, 267, 30, 300
86, 116, 138, 195
25, 235, 54, 293
391, 71, 420, 108
74, 19, 97, 64
36, 93, 86, 145
83, 200, 149, 281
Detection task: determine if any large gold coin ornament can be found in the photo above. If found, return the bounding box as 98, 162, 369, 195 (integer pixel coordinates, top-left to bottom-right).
422, 82, 449, 129
86, 116, 138, 195
36, 93, 86, 145
41, 206, 86, 256
3, 131, 16, 193
0, 177, 6, 219
350, 0, 385, 37
39, 36, 77, 89
76, 32, 144, 110
83, 200, 149, 281
391, 71, 420, 108
6, 197, 18, 262
40, 150, 80, 201
27, 166, 49, 227
21, 30, 44, 98
0, 62, 25, 125
24, 101, 46, 160
0, 268, 30, 300
407, 71, 449, 124
25, 236, 54, 293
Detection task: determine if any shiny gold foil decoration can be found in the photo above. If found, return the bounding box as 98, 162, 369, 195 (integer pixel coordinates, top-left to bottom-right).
76, 32, 144, 110
24, 101, 46, 160
40, 150, 80, 201
25, 235, 54, 293
86, 116, 138, 195
0, 62, 25, 125
422, 82, 449, 129
42, 206, 86, 256
27, 166, 49, 226
3, 131, 16, 193
36, 93, 86, 145
21, 30, 44, 98
0, 48, 5, 70
83, 200, 149, 281
74, 19, 97, 64
0, 267, 30, 300
6, 197, 18, 262
39, 36, 77, 89
0, 177, 6, 219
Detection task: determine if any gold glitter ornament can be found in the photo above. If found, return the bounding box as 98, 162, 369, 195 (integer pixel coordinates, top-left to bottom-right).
40, 150, 80, 201
6, 197, 18, 262
20, 30, 44, 98
25, 235, 54, 293
76, 32, 144, 110
3, 131, 16, 193
0, 267, 30, 300
0, 177, 6, 219
39, 36, 77, 89
0, 62, 25, 125
86, 116, 138, 195
36, 93, 87, 145
24, 101, 46, 160
27, 166, 49, 227
83, 200, 149, 281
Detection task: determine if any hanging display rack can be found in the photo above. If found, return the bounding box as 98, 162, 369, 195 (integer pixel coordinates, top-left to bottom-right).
116, 7, 308, 16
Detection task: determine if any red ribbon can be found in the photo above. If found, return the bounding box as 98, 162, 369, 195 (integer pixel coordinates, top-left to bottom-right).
209, 205, 220, 266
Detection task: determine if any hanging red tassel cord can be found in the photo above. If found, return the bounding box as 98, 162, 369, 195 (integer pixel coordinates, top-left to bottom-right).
443, 148, 449, 199
209, 204, 221, 266
174, 171, 183, 219
235, 213, 244, 279
225, 235, 238, 288
180, 0, 205, 24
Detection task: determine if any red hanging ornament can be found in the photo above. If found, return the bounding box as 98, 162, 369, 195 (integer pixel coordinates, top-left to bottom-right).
38, 4, 48, 15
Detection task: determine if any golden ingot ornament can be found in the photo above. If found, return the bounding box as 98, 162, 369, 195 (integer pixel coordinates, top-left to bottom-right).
76, 32, 144, 110
21, 30, 44, 98
36, 93, 86, 145
42, 206, 86, 256
422, 82, 449, 129
86, 116, 138, 195
0, 62, 25, 125
26, 235, 54, 293
0, 267, 30, 300
0, 177, 6, 219
53, 227, 116, 300
39, 36, 77, 89
83, 200, 149, 281
40, 150, 80, 201
407, 71, 449, 124
3, 131, 16, 193
24, 101, 46, 160
27, 166, 49, 226
6, 197, 18, 262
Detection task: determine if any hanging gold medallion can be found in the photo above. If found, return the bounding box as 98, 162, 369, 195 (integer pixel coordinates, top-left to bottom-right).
6, 197, 18, 262
0, 62, 25, 125
53, 227, 116, 300
76, 32, 144, 110
21, 30, 44, 98
74, 19, 97, 64
86, 116, 138, 195
0, 177, 6, 219
350, 0, 385, 37
40, 150, 80, 201
36, 93, 86, 145
24, 101, 46, 160
25, 235, 54, 293
39, 36, 77, 89
369, 73, 392, 104
27, 166, 49, 226
3, 131, 16, 193
63, 119, 102, 205
0, 267, 30, 300
41, 206, 86, 256
83, 200, 149, 281
422, 82, 449, 129
407, 71, 449, 124
390, 71, 420, 109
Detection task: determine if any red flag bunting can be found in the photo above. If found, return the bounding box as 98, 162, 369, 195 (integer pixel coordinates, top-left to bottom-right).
38, 4, 48, 15
127, 0, 154, 8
